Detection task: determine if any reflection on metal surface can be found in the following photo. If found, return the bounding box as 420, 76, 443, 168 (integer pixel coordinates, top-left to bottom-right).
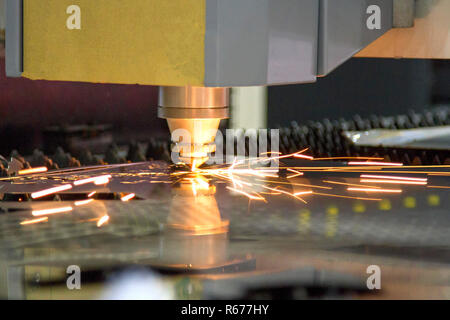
0, 151, 449, 299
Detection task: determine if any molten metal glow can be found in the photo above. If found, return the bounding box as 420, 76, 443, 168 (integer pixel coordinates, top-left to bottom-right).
18, 167, 48, 175
32, 206, 73, 216
31, 184, 72, 199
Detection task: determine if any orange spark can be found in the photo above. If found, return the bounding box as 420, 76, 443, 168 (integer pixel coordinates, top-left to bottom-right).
293, 154, 314, 160
74, 199, 94, 206
18, 167, 48, 175
31, 184, 72, 199
360, 179, 427, 185
32, 206, 73, 216
88, 191, 96, 197
261, 185, 307, 203
20, 217, 49, 225
121, 193, 136, 202
257, 179, 332, 190
360, 174, 427, 182
323, 180, 381, 189
348, 161, 403, 166
313, 157, 384, 161
74, 175, 112, 186
313, 192, 382, 201
97, 215, 110, 227
347, 187, 402, 193
287, 168, 304, 179
293, 191, 313, 196
94, 176, 111, 185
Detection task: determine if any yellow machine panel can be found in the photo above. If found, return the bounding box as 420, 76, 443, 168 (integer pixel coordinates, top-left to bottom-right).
23, 0, 206, 86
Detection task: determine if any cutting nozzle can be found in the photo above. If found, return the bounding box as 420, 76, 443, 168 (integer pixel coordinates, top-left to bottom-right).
158, 86, 229, 168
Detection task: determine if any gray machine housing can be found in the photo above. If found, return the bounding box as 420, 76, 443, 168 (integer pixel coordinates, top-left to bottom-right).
6, 0, 393, 86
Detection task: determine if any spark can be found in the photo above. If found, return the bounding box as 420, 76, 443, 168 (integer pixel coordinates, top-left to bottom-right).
313, 192, 382, 201
257, 179, 332, 190
121, 193, 136, 202
74, 175, 112, 186
261, 185, 307, 203
293, 154, 314, 160
360, 174, 427, 182
323, 180, 381, 189
75, 199, 94, 206
293, 191, 313, 196
348, 161, 403, 166
88, 191, 96, 197
32, 206, 73, 216
97, 215, 110, 227
94, 176, 111, 185
251, 148, 310, 163
347, 187, 402, 193
313, 157, 384, 161
287, 168, 304, 179
260, 151, 282, 156
31, 184, 72, 199
20, 217, 49, 225
360, 179, 427, 185
18, 167, 48, 175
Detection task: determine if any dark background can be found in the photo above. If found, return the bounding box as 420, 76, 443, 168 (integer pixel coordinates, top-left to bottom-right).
268, 58, 449, 127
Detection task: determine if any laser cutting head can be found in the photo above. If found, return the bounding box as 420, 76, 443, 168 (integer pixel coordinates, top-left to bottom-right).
158, 86, 229, 169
